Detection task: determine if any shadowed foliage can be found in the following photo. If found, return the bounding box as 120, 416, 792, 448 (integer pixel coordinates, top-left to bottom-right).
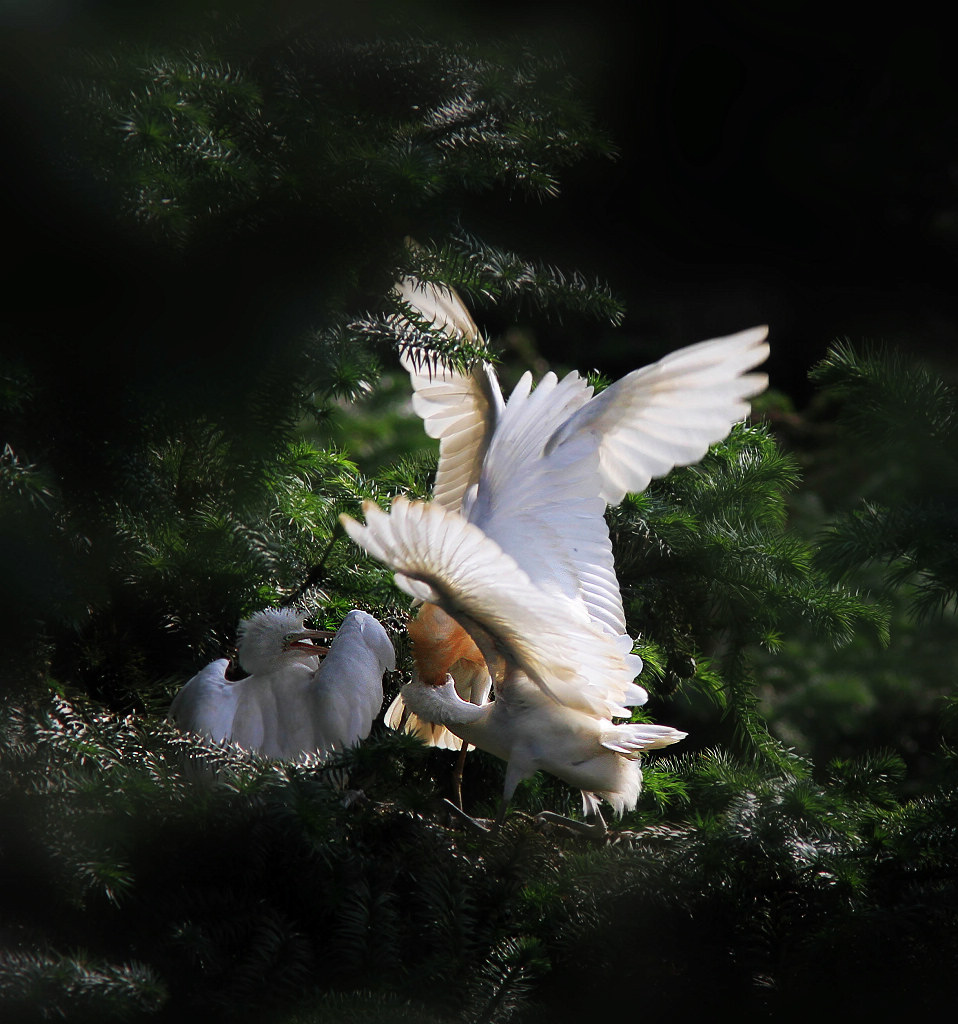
2, 15, 958, 1023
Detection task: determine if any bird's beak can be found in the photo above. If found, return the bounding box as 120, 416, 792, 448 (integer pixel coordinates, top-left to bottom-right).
284, 629, 336, 655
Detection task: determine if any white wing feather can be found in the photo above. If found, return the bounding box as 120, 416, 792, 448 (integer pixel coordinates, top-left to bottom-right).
341, 497, 646, 719
394, 275, 504, 515
546, 326, 770, 505
600, 722, 688, 756
228, 668, 305, 759
467, 368, 626, 637
394, 273, 483, 344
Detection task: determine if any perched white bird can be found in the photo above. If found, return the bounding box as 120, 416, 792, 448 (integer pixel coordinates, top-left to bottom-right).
343, 275, 769, 829
170, 607, 395, 762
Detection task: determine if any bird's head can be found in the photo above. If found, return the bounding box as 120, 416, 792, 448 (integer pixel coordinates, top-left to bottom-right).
236, 607, 335, 677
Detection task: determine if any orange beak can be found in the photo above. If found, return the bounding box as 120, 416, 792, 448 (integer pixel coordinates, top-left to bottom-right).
284, 628, 335, 656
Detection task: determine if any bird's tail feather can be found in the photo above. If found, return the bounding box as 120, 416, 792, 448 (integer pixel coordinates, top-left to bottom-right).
601, 722, 687, 757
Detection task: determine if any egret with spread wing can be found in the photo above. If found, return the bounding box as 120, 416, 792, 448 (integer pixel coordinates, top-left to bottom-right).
170, 607, 395, 762
343, 497, 686, 831
371, 274, 768, 824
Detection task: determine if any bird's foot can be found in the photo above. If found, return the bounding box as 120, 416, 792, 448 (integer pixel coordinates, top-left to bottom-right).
442, 798, 497, 835
535, 809, 607, 839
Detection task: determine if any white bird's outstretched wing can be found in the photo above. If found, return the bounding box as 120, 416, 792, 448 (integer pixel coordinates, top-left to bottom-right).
394, 272, 483, 345
546, 326, 770, 505
308, 609, 394, 753
172, 650, 292, 758
169, 658, 238, 744
395, 275, 504, 515
398, 279, 767, 638
340, 497, 646, 719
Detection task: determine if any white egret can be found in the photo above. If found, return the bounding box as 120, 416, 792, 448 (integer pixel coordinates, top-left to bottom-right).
342, 497, 686, 832
170, 607, 395, 762
364, 274, 767, 828
343, 282, 769, 831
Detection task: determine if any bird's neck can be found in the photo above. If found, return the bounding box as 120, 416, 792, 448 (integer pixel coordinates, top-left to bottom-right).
409, 603, 485, 685
401, 677, 488, 730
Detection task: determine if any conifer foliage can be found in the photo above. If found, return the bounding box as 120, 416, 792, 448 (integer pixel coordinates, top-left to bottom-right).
2, 17, 958, 1024
2, 25, 617, 702
812, 342, 958, 618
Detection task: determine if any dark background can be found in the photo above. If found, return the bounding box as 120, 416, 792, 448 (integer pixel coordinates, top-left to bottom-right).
2, 0, 956, 407
462, 1, 958, 403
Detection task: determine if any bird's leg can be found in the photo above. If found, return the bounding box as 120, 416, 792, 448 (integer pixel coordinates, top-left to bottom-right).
536, 807, 608, 838
451, 741, 471, 809
442, 759, 522, 836
441, 763, 509, 835
487, 761, 526, 831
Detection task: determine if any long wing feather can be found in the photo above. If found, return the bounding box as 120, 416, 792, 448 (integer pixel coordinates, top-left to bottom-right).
394, 272, 483, 343
394, 275, 504, 514
341, 497, 646, 719
546, 326, 769, 505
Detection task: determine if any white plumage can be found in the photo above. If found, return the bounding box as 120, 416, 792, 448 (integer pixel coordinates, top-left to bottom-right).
344, 274, 768, 827
170, 607, 395, 762
343, 496, 683, 825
